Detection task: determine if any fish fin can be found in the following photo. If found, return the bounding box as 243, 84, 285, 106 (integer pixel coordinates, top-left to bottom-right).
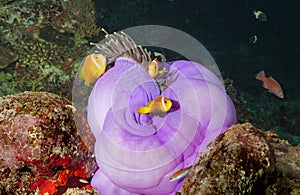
148, 112, 165, 118
79, 68, 85, 80
269, 76, 282, 87
255, 70, 265, 81
79, 67, 91, 86
137, 107, 150, 114
158, 112, 167, 118
158, 68, 168, 75
84, 80, 91, 87
149, 112, 155, 117
269, 76, 279, 83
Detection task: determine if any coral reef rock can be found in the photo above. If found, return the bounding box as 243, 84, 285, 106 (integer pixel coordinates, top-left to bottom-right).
0, 91, 97, 195
0, 45, 18, 69
224, 78, 254, 123
181, 123, 275, 194
181, 123, 300, 194
266, 177, 300, 195
61, 0, 100, 38
265, 131, 300, 194
0, 0, 96, 97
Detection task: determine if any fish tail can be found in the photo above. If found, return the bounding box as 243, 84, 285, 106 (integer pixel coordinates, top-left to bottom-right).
79, 68, 85, 80
136, 106, 150, 114
255, 70, 265, 81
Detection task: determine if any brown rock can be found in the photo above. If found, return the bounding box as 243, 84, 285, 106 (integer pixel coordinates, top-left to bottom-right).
181, 123, 275, 194
0, 45, 18, 69
266, 177, 300, 195
181, 123, 300, 194
0, 91, 97, 194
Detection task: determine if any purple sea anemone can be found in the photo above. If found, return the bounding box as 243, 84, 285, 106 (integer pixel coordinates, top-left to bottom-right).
87, 53, 236, 194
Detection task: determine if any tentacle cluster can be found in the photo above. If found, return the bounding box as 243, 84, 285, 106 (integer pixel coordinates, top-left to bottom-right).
91, 28, 152, 67
91, 28, 177, 92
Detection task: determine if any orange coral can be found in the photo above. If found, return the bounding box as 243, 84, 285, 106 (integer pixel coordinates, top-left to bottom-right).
29, 178, 57, 195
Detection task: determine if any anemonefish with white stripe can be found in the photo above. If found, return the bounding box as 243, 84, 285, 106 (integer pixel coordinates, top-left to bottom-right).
147, 58, 167, 78
136, 96, 172, 117
79, 53, 106, 86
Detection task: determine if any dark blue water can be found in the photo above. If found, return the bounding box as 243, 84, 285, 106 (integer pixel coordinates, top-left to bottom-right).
94, 0, 300, 144
94, 0, 299, 98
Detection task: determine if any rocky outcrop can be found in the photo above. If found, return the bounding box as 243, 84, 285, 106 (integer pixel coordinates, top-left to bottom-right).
181, 123, 300, 194
0, 91, 97, 195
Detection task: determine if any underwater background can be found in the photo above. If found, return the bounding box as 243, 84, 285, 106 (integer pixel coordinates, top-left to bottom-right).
95, 0, 300, 144
1, 0, 299, 143
0, 0, 299, 194
95, 0, 299, 97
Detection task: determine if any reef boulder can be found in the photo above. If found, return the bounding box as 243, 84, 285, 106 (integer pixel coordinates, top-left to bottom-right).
0, 45, 18, 69
181, 123, 300, 194
0, 91, 97, 194
181, 123, 275, 194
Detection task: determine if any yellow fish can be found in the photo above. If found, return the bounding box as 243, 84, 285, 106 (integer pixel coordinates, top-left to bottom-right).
147, 58, 167, 78
79, 53, 106, 86
136, 96, 172, 117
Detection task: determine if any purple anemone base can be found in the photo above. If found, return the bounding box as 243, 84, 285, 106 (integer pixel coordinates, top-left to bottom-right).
88, 57, 236, 195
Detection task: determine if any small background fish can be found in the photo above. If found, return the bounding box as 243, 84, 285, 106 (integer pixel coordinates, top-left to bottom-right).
255, 70, 284, 98
169, 166, 191, 182
253, 10, 267, 21
249, 35, 258, 44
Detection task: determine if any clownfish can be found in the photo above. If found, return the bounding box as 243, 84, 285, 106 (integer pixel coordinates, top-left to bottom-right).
147, 58, 167, 78
79, 53, 106, 86
255, 70, 284, 98
169, 166, 191, 182
136, 96, 172, 117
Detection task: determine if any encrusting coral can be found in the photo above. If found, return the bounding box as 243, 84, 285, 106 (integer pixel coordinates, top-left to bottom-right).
181, 123, 300, 194
0, 45, 18, 69
61, 0, 100, 39
181, 123, 275, 194
0, 0, 101, 97
0, 91, 97, 195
